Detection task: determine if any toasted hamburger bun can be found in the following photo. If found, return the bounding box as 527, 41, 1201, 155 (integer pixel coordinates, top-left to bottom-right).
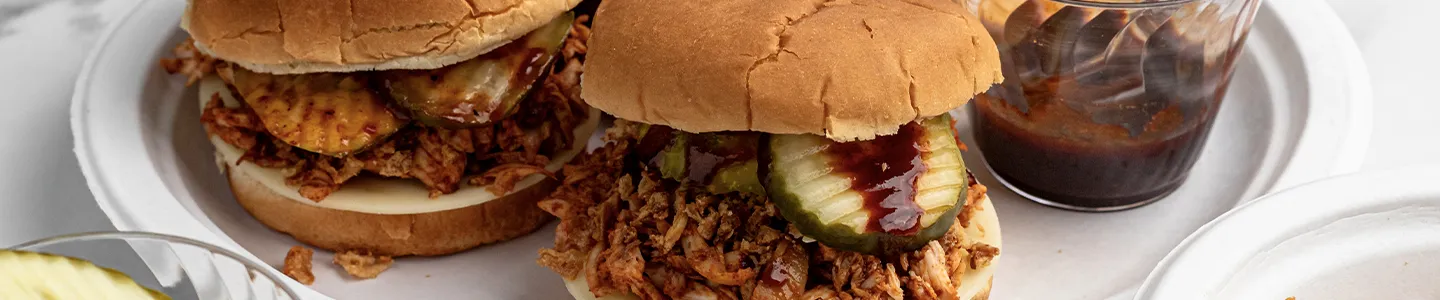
579, 0, 1003, 141
561, 195, 1002, 300
198, 76, 601, 256
181, 0, 583, 74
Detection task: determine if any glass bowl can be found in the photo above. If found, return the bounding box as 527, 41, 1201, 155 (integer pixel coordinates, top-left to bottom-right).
7, 231, 299, 300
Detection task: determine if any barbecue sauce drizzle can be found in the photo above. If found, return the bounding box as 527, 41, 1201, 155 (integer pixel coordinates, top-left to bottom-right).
824, 122, 928, 235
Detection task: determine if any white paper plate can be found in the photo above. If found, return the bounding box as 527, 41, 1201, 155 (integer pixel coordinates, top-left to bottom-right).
1136, 166, 1440, 300
68, 0, 573, 298
70, 0, 1369, 299
956, 0, 1371, 299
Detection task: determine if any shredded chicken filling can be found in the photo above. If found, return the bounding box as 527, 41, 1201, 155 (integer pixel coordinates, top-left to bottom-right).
538, 120, 999, 300
169, 17, 594, 201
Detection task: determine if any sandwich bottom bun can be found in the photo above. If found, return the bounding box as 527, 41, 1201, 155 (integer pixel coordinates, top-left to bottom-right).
226, 167, 558, 256
561, 195, 1002, 300
198, 75, 601, 256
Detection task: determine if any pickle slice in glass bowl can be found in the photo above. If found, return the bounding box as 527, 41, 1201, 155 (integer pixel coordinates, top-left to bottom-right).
0, 250, 168, 299
765, 115, 968, 255
382, 12, 575, 127
5, 232, 301, 300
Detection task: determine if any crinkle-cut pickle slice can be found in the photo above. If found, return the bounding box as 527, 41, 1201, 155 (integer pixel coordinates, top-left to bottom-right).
230, 67, 404, 157
766, 115, 968, 255
0, 250, 170, 299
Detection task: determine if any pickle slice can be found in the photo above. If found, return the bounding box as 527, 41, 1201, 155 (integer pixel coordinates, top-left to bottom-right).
708, 159, 762, 196
765, 115, 968, 255
630, 125, 765, 195
0, 250, 169, 299
382, 13, 575, 127
230, 68, 404, 157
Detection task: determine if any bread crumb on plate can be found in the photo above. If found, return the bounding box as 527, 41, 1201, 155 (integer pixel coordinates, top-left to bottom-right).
333, 250, 394, 279
282, 246, 315, 285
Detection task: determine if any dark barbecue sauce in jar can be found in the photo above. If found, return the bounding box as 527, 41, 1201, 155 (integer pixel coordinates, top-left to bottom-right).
824, 123, 928, 236
973, 90, 1215, 210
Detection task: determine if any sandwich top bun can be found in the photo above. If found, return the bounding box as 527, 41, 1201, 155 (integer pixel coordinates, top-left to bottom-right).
580, 0, 1003, 141
181, 0, 582, 74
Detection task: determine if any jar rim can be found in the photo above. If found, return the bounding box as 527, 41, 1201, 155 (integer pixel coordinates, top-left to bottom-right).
1050, 0, 1198, 9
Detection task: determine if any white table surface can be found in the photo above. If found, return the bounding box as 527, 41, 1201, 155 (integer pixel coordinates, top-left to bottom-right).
0, 0, 1433, 298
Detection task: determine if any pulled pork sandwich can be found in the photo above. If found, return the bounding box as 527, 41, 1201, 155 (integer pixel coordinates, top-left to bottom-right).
537, 0, 1005, 299
161, 0, 601, 256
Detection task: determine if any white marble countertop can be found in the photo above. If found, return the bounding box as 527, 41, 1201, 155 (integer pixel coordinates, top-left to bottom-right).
0, 0, 136, 248
0, 0, 1435, 298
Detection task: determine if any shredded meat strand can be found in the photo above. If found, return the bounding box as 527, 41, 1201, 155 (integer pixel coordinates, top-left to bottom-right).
411, 127, 467, 198
287, 155, 364, 201
474, 163, 556, 194
332, 250, 393, 280
353, 137, 413, 177
282, 246, 315, 285
201, 94, 260, 151
538, 248, 588, 280
159, 40, 218, 86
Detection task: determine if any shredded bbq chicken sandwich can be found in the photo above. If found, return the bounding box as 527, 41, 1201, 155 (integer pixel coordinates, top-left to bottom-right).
537, 0, 1006, 299
162, 0, 601, 256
